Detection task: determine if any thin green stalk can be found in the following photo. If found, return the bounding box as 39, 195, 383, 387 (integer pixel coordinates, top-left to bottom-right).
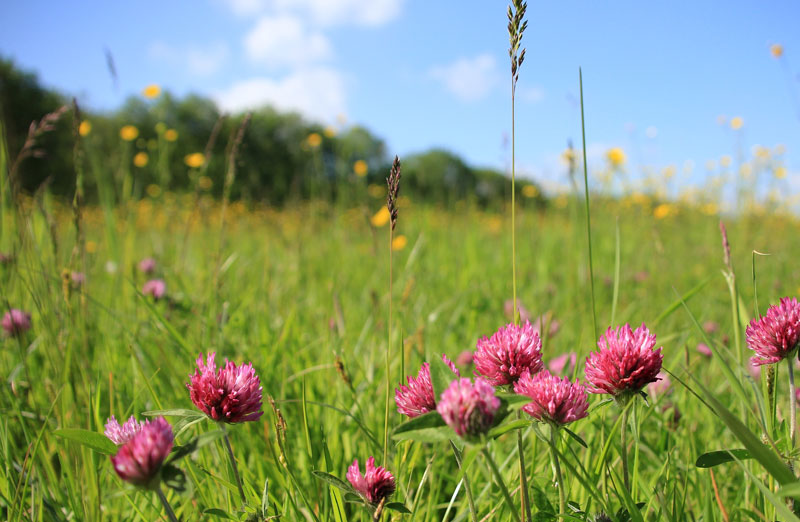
515, 412, 531, 522
511, 76, 518, 326
482, 446, 521, 522
156, 486, 179, 522
548, 425, 566, 516
383, 226, 392, 466
620, 405, 630, 493
450, 441, 477, 522
579, 68, 598, 341
221, 424, 247, 507
788, 358, 797, 464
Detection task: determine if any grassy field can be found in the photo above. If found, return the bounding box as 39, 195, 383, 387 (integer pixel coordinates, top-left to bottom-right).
2, 185, 800, 521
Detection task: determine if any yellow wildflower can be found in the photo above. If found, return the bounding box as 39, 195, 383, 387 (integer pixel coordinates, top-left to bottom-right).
86, 240, 97, 253
522, 185, 538, 198
653, 203, 674, 219
371, 207, 390, 227
554, 194, 569, 208
79, 120, 92, 136
771, 44, 784, 58
184, 152, 205, 168
353, 160, 368, 177
307, 133, 322, 148
560, 148, 575, 165
391, 235, 408, 251
720, 155, 732, 168
662, 165, 676, 179
323, 126, 336, 138
606, 147, 626, 167
165, 129, 179, 142
775, 166, 787, 179
142, 84, 161, 99
133, 152, 149, 167
730, 116, 743, 130
120, 125, 139, 141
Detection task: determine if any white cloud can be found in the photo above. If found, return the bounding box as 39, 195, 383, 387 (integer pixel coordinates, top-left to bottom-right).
222, 0, 404, 26
244, 14, 332, 68
272, 0, 404, 27
213, 67, 347, 123
224, 0, 265, 16
429, 54, 500, 102
149, 41, 229, 76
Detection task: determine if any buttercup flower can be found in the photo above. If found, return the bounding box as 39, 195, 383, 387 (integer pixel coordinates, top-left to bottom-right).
585, 323, 663, 398
105, 415, 143, 446
120, 125, 139, 142
110, 417, 173, 488
474, 321, 543, 386
437, 377, 500, 439
187, 352, 263, 423
514, 370, 589, 426
747, 297, 800, 366
142, 279, 166, 300
2, 309, 32, 336
346, 456, 396, 506
395, 355, 458, 418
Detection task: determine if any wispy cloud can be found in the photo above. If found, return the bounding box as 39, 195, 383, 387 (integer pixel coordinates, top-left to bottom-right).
429, 54, 500, 102
221, 0, 404, 26
244, 15, 332, 68
213, 67, 347, 122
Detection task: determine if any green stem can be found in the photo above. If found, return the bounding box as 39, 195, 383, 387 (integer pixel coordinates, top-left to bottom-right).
516, 413, 532, 521
482, 446, 521, 522
383, 227, 392, 466
620, 406, 630, 493
789, 358, 797, 463
450, 441, 478, 522
548, 425, 566, 516
156, 486, 179, 522
511, 79, 518, 326
221, 425, 247, 507
579, 68, 598, 341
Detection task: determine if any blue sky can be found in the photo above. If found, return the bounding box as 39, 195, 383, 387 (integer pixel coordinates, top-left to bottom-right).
2, 0, 799, 192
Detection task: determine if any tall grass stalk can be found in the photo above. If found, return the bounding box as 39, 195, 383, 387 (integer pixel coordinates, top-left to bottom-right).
384, 157, 401, 466
579, 68, 598, 341
508, 2, 532, 518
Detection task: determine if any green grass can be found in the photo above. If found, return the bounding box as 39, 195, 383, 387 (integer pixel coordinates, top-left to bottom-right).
1, 192, 800, 521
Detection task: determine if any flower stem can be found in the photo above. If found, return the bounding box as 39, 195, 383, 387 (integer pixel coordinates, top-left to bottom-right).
548, 425, 566, 515
620, 406, 630, 493
450, 441, 478, 522
156, 486, 179, 522
221, 425, 247, 507
516, 412, 532, 521
788, 358, 797, 461
482, 446, 521, 522
383, 225, 393, 466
